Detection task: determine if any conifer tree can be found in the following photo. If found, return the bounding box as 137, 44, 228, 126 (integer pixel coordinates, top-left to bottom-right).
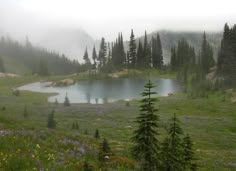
23, 105, 28, 118
170, 47, 177, 70
83, 47, 91, 69
128, 29, 137, 68
152, 34, 163, 68
64, 93, 70, 106
83, 161, 92, 171
0, 56, 5, 73
200, 32, 214, 75
161, 114, 184, 171
98, 138, 111, 162
111, 33, 126, 69
47, 110, 56, 129
98, 37, 107, 68
131, 80, 160, 170
92, 45, 97, 69
182, 134, 197, 171
38, 59, 49, 76
95, 129, 100, 139
217, 23, 236, 83
143, 31, 151, 68
120, 33, 126, 66
136, 40, 144, 68
54, 98, 58, 105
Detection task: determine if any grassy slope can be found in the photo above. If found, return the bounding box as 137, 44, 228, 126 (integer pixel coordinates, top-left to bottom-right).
0, 76, 235, 170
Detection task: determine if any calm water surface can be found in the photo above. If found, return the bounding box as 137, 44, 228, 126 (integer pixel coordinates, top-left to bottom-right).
18, 78, 181, 104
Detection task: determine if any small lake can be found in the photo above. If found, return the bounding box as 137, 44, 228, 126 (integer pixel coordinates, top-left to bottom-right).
18, 78, 181, 104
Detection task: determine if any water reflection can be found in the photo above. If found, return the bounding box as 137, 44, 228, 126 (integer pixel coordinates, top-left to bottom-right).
18, 78, 181, 104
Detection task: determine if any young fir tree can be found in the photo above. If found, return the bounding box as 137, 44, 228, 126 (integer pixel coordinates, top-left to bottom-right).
92, 45, 97, 69
128, 29, 137, 68
64, 93, 70, 106
83, 47, 91, 70
95, 129, 100, 139
54, 98, 58, 105
182, 134, 197, 171
83, 161, 92, 171
98, 138, 111, 162
47, 110, 56, 129
161, 114, 184, 171
23, 105, 28, 118
131, 80, 160, 170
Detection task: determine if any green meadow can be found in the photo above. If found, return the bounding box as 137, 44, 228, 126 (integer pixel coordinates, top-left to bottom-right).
0, 76, 235, 170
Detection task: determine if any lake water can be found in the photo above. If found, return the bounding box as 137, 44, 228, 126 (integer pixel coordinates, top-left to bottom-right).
18, 78, 181, 104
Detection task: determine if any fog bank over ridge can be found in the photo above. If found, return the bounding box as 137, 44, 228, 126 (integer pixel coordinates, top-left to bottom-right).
0, 0, 235, 61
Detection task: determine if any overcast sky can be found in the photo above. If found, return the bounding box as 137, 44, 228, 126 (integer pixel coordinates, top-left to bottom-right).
1, 0, 236, 41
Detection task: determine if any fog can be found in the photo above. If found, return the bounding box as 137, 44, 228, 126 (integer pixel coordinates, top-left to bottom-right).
1, 0, 236, 60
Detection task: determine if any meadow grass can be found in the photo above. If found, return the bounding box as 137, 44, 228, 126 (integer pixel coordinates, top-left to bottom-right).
0, 76, 235, 170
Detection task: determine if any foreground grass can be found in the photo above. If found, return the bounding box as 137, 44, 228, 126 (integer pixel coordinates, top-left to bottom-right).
0, 76, 235, 170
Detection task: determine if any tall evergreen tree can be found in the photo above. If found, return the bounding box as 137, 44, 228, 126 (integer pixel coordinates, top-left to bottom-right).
112, 33, 126, 69
92, 45, 97, 69
83, 47, 91, 69
170, 47, 177, 70
217, 23, 236, 83
200, 32, 214, 75
131, 80, 160, 170
217, 23, 230, 73
128, 29, 137, 68
136, 40, 144, 68
152, 34, 163, 68
0, 56, 5, 72
98, 37, 107, 68
143, 31, 151, 68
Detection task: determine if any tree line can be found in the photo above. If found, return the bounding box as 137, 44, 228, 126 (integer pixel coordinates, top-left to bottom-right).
82, 30, 164, 72
217, 23, 236, 85
0, 36, 81, 75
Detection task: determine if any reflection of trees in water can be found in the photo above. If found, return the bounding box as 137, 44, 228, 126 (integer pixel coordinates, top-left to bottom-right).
86, 92, 91, 103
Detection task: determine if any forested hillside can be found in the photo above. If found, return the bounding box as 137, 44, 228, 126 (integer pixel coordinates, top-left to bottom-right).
0, 36, 80, 75
130, 30, 222, 63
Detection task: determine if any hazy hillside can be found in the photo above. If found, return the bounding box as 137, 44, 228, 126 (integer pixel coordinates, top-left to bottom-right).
0, 37, 80, 75
129, 30, 222, 64
34, 28, 97, 62
30, 29, 222, 64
